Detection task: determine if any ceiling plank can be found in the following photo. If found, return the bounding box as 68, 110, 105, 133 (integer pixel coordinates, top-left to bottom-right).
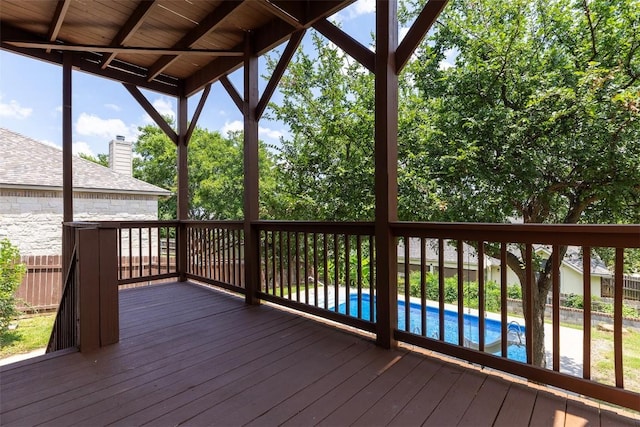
313, 19, 374, 73
220, 75, 243, 113
101, 0, 157, 70
254, 0, 304, 29
46, 0, 71, 53
395, 0, 448, 73
5, 41, 244, 56
124, 84, 178, 144
146, 0, 243, 82
256, 29, 305, 120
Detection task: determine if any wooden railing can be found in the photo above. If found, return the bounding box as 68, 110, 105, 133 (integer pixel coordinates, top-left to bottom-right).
391, 222, 640, 411
48, 220, 639, 411
256, 222, 376, 333
46, 244, 78, 353
115, 221, 179, 285
185, 221, 245, 293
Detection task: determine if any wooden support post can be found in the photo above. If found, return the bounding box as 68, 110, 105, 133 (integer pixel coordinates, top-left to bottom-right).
177, 86, 189, 281
374, 0, 399, 348
77, 226, 119, 352
62, 52, 74, 271
243, 31, 260, 305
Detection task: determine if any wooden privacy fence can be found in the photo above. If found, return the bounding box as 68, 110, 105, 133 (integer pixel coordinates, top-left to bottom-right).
16, 255, 62, 312
602, 276, 640, 301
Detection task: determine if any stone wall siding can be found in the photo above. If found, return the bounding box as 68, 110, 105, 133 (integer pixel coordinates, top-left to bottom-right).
0, 189, 159, 255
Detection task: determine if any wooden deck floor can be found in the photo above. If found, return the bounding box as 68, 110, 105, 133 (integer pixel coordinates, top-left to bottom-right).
1, 282, 638, 427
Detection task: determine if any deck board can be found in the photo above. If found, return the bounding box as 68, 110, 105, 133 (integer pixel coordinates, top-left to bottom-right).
1, 282, 638, 427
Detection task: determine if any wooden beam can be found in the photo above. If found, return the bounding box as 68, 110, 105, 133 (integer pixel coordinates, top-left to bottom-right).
313, 19, 374, 73
271, 0, 356, 25
185, 1, 348, 97
177, 85, 189, 281
395, 0, 448, 73
101, 0, 157, 69
254, 0, 304, 29
1, 25, 179, 95
46, 0, 70, 53
185, 83, 211, 144
243, 31, 260, 306
6, 41, 243, 56
147, 0, 243, 82
220, 75, 243, 113
62, 52, 73, 223
123, 83, 178, 143
256, 29, 305, 119
374, 0, 399, 349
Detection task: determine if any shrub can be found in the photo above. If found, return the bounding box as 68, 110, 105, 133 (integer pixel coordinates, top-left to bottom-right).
0, 239, 26, 333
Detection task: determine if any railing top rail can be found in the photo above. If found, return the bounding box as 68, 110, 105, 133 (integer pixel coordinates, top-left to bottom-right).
392, 222, 640, 248
254, 220, 375, 234
184, 220, 244, 229
64, 220, 181, 228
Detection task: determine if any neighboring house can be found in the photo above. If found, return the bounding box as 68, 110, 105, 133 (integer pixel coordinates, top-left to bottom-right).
398, 238, 611, 298
0, 128, 171, 309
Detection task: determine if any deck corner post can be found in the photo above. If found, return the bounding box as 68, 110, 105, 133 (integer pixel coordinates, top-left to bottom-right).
177, 85, 189, 282
243, 30, 260, 305
77, 226, 119, 352
374, 0, 399, 349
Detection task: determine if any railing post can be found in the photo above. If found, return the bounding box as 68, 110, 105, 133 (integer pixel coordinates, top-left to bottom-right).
77, 225, 119, 352
374, 0, 399, 348
178, 221, 188, 281
243, 31, 260, 305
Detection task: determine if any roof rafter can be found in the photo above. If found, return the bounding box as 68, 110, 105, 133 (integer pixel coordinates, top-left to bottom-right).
124, 84, 178, 143
185, 1, 351, 97
46, 0, 71, 53
146, 0, 243, 82
313, 19, 374, 73
256, 29, 305, 119
5, 41, 243, 56
254, 0, 304, 29
395, 0, 448, 72
101, 0, 157, 70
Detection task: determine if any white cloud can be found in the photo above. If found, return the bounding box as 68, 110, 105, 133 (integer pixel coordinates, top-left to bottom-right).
221, 120, 243, 135
75, 112, 137, 140
152, 97, 175, 119
336, 0, 375, 21
399, 27, 410, 42
40, 139, 61, 149
439, 48, 457, 70
0, 96, 33, 119
104, 103, 121, 112
259, 126, 285, 141
72, 141, 94, 157
55, 105, 63, 113
38, 139, 94, 157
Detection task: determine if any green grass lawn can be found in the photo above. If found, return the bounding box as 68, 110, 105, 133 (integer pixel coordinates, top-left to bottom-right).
0, 314, 55, 359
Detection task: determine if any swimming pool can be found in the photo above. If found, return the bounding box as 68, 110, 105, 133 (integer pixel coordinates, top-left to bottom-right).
336, 294, 527, 362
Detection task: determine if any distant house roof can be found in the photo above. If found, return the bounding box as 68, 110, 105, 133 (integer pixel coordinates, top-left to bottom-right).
0, 128, 170, 197
399, 237, 612, 277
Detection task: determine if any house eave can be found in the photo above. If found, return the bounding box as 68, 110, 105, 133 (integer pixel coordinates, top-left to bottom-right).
0, 183, 171, 198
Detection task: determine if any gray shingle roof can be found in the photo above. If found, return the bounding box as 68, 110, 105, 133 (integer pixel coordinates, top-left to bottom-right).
0, 128, 170, 196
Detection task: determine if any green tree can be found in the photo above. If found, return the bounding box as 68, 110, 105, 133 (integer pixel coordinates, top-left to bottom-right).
0, 239, 25, 334
79, 153, 109, 167
269, 0, 640, 366
133, 122, 278, 220
267, 33, 376, 221
405, 0, 640, 366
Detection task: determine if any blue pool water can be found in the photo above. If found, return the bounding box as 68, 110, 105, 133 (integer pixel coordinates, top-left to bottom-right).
337, 294, 527, 362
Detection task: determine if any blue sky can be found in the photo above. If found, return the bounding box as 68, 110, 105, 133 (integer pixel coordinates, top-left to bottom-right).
0, 0, 385, 158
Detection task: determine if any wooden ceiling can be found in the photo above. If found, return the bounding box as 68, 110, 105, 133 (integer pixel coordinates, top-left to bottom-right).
0, 0, 355, 97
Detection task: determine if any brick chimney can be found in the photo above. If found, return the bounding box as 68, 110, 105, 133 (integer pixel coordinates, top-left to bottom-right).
109, 135, 132, 176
